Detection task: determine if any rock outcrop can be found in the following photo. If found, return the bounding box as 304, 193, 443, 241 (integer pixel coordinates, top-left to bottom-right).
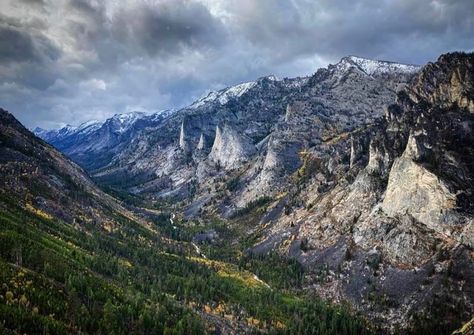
209, 125, 256, 170
197, 133, 206, 151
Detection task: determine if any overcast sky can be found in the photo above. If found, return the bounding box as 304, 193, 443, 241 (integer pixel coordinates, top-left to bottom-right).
1, 0, 473, 129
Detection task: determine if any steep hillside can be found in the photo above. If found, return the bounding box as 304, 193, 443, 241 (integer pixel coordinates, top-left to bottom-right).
253, 52, 474, 333
0, 109, 373, 334
1, 109, 136, 227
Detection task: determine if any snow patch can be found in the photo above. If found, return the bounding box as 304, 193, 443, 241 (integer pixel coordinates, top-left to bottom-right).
348, 56, 420, 75
191, 80, 258, 108
335, 56, 421, 77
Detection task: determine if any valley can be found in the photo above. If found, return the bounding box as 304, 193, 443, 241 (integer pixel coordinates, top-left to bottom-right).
1, 52, 474, 334
0, 108, 373, 334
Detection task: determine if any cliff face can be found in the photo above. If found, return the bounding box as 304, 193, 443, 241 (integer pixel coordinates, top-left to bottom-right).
379, 53, 473, 246
252, 52, 474, 332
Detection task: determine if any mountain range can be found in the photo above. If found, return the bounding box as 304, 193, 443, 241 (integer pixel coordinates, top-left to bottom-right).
2, 52, 473, 334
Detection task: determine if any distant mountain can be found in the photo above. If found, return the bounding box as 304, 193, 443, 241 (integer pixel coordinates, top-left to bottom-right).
34, 110, 174, 171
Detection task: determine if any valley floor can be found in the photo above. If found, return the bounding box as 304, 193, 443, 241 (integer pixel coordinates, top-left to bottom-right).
0, 190, 374, 335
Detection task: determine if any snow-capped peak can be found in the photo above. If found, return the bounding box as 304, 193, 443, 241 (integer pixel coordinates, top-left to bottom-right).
63, 124, 76, 130
261, 75, 279, 81
58, 124, 78, 135
73, 120, 103, 135
78, 119, 100, 128
190, 80, 259, 109
33, 124, 78, 141
107, 112, 145, 134
189, 74, 289, 109
338, 56, 421, 76
78, 119, 101, 128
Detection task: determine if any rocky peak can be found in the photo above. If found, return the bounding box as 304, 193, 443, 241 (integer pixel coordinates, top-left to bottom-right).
32, 126, 47, 136
197, 133, 205, 150
106, 111, 145, 134
343, 55, 421, 75
190, 81, 258, 109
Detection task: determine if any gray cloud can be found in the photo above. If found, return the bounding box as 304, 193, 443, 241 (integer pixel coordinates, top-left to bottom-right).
0, 0, 473, 129
0, 25, 37, 63
111, 1, 227, 57
0, 16, 59, 65
223, 0, 474, 64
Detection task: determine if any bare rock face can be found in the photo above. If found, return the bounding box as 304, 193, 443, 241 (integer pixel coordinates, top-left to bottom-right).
410, 53, 474, 112
349, 134, 369, 168
382, 149, 458, 232
209, 125, 256, 170
366, 137, 390, 174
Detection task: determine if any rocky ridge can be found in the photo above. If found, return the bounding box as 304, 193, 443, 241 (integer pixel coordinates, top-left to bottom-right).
66, 56, 416, 211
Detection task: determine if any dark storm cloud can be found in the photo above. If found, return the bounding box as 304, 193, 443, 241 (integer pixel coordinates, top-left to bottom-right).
315, 0, 474, 63
226, 0, 474, 64
63, 0, 226, 68
0, 25, 37, 63
0, 14, 61, 94
110, 1, 227, 57
0, 16, 59, 64
0, 0, 473, 128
